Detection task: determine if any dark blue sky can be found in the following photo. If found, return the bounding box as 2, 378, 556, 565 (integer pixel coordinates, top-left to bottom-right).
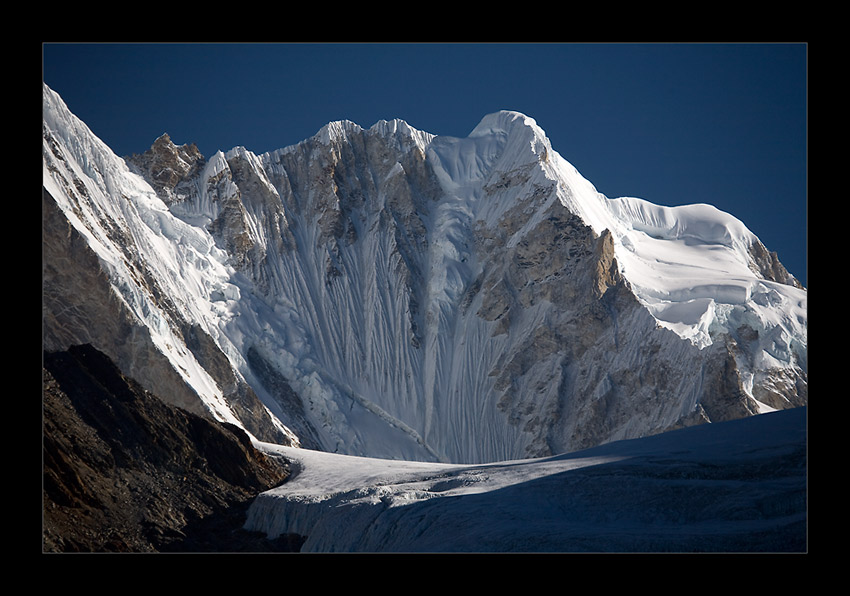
42, 43, 807, 285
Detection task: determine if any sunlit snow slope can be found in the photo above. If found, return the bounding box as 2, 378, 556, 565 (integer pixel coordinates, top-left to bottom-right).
43, 84, 807, 465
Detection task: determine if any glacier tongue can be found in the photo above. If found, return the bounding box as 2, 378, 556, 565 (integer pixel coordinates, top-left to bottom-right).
43, 83, 807, 465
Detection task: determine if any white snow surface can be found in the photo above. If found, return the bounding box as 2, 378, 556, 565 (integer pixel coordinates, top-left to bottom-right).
245, 406, 806, 552
43, 85, 806, 461
605, 196, 806, 353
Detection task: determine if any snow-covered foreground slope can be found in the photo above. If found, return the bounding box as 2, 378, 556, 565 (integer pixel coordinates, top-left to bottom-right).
245, 406, 806, 552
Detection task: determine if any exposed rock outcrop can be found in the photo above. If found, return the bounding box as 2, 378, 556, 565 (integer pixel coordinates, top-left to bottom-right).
747, 238, 803, 289
42, 185, 207, 417
126, 133, 205, 204
42, 344, 299, 552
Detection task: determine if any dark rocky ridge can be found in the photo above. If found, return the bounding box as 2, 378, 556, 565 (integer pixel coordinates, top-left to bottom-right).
42, 344, 303, 552
125, 133, 206, 205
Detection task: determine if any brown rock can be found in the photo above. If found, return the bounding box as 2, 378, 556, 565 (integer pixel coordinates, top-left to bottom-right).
42, 344, 297, 552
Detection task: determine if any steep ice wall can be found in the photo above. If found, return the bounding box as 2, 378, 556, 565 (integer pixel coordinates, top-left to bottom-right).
164, 109, 805, 463
43, 83, 807, 464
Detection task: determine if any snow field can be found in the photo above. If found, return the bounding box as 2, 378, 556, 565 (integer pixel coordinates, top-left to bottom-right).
245, 406, 806, 552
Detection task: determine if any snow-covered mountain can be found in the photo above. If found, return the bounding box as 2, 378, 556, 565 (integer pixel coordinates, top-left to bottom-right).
42, 83, 806, 467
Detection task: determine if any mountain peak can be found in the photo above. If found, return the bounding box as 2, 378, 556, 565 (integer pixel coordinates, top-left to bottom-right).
153, 131, 173, 145
148, 132, 202, 158
469, 110, 537, 137
43, 85, 806, 466
126, 132, 205, 203
314, 119, 363, 146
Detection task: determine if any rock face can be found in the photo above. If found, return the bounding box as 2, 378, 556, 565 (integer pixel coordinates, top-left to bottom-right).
41, 185, 206, 417
42, 84, 806, 466
42, 344, 297, 552
43, 123, 297, 448
126, 133, 206, 204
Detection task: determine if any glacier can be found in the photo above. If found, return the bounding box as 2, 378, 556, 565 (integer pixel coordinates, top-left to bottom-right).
42, 83, 806, 470
242, 405, 806, 552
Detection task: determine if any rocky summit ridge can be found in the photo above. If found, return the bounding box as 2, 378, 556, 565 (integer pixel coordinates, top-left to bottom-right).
42, 84, 806, 469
